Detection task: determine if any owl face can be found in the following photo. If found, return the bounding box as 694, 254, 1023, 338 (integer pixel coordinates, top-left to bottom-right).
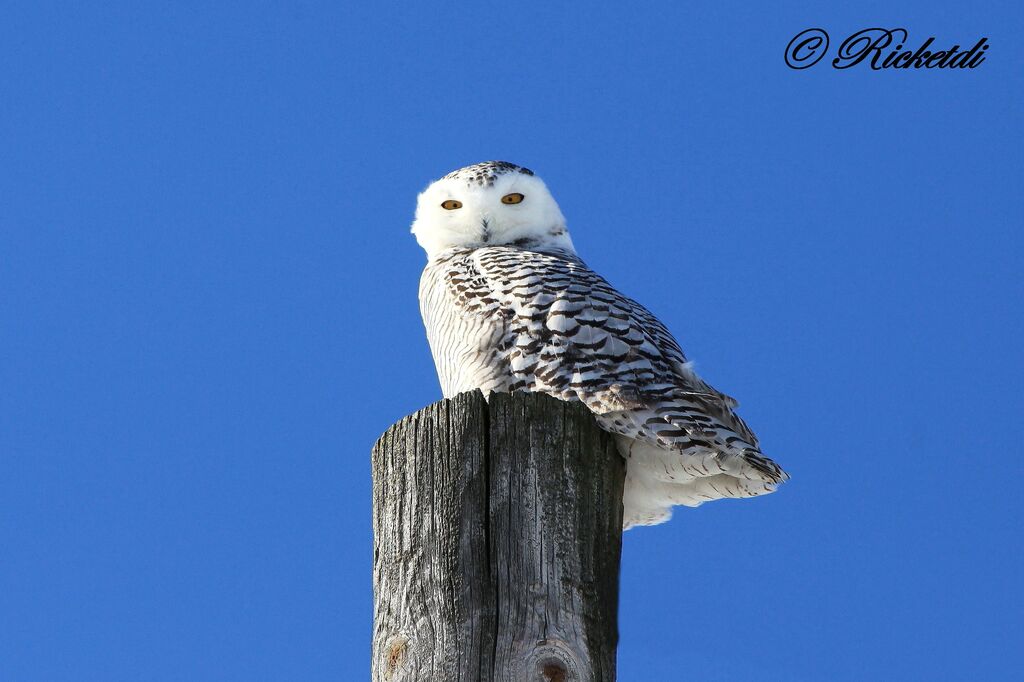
411, 161, 574, 258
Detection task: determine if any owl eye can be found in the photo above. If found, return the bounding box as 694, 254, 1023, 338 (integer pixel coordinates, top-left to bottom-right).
441, 199, 463, 210
501, 193, 524, 205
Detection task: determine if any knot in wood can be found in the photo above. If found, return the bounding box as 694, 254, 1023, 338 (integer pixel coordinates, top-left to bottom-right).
381, 635, 410, 680
526, 639, 587, 681
542, 663, 568, 682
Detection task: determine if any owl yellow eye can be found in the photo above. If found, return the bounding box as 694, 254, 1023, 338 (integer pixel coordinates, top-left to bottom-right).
501, 193, 524, 205
441, 199, 462, 210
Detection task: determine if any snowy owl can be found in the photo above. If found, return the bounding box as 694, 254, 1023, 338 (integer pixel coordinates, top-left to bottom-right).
412, 161, 787, 528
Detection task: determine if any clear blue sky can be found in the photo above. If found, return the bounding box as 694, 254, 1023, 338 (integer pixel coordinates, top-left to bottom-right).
2, 2, 1021, 680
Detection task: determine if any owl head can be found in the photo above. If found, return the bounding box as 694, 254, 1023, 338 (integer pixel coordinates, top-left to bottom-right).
411, 161, 575, 259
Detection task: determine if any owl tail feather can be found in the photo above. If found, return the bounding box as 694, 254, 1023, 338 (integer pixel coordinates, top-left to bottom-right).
619, 439, 787, 530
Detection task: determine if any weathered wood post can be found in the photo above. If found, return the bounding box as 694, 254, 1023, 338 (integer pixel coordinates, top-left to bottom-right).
371, 390, 625, 682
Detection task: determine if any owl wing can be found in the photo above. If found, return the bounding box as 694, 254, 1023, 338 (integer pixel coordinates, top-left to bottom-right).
424, 246, 787, 485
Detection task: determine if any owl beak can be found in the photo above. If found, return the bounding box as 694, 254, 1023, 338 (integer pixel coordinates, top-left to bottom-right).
480, 217, 490, 243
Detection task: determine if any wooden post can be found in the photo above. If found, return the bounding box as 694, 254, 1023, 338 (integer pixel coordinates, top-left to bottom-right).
371, 390, 625, 682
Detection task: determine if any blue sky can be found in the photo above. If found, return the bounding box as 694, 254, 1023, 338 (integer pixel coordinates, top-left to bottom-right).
2, 2, 1022, 680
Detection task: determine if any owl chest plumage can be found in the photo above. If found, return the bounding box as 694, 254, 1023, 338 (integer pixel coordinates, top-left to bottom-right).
421, 246, 565, 398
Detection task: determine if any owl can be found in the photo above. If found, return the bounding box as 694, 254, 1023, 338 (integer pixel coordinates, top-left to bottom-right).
412, 161, 787, 528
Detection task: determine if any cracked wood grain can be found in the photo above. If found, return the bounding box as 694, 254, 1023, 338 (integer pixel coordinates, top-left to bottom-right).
372, 391, 624, 682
